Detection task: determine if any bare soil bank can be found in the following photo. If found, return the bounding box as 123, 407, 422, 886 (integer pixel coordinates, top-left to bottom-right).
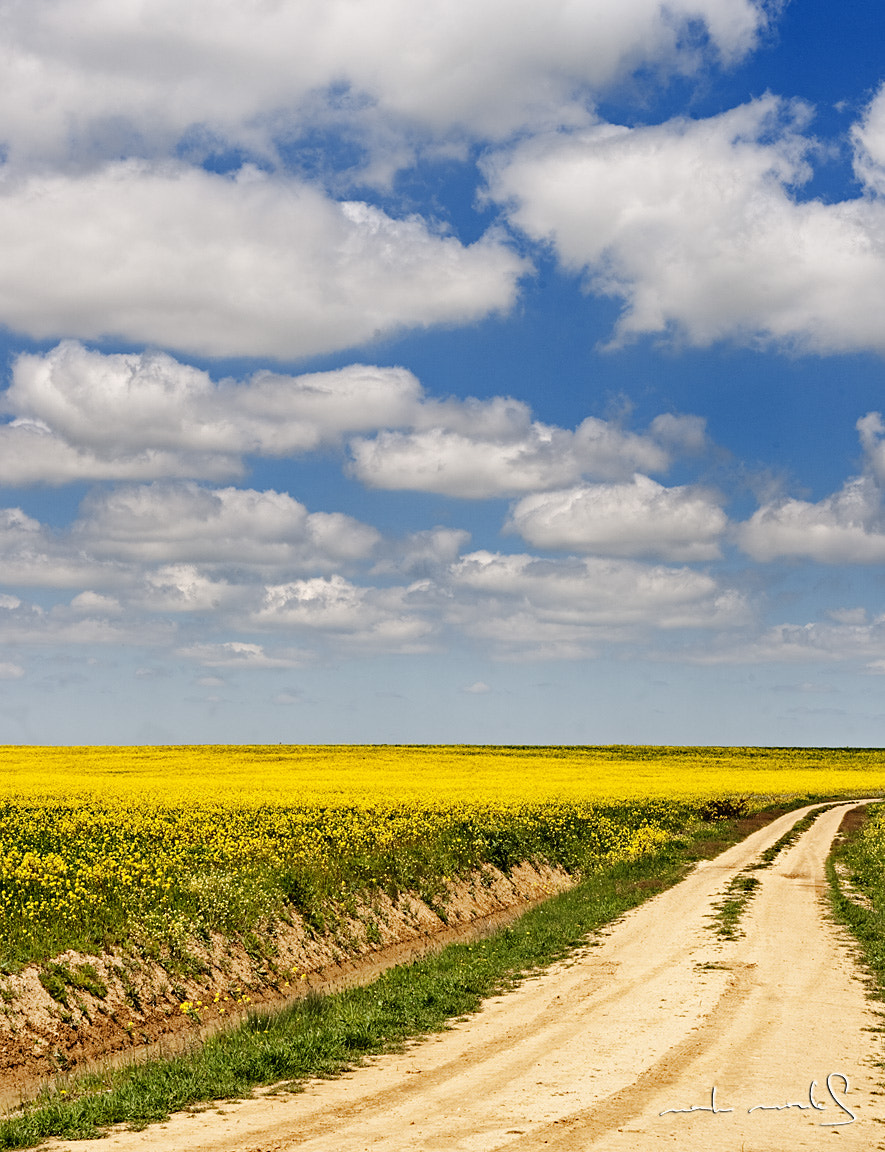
0, 860, 574, 1106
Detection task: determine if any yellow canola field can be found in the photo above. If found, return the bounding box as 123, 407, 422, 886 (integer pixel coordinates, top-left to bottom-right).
0, 743, 884, 804
0, 744, 882, 805
0, 745, 881, 968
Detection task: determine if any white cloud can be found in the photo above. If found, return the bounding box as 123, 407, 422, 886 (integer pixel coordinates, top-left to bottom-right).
0, 419, 237, 487
177, 641, 304, 669
138, 566, 245, 614
0, 166, 524, 360
447, 549, 746, 658
691, 617, 885, 667
2, 342, 427, 484
452, 550, 741, 625
738, 478, 885, 563
0, 1, 767, 171
462, 681, 491, 694
738, 414, 885, 563
852, 83, 885, 196
507, 474, 726, 560
75, 482, 380, 570
350, 413, 671, 497
371, 528, 472, 576
4, 344, 705, 496
0, 596, 173, 647
485, 96, 885, 355
225, 364, 423, 449
69, 591, 122, 615
250, 575, 435, 653
647, 413, 709, 453
827, 607, 867, 625
857, 412, 885, 483
0, 507, 122, 588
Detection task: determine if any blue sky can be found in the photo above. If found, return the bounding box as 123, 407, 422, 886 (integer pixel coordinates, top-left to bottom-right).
0, 0, 884, 745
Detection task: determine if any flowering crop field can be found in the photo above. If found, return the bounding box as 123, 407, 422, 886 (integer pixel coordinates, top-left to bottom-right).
3, 744, 884, 805
0, 744, 882, 970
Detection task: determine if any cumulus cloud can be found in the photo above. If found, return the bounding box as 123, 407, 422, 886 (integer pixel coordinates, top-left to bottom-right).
69, 591, 122, 615
0, 0, 767, 171
3, 343, 705, 493
137, 566, 246, 614
349, 411, 677, 497
738, 478, 885, 563
507, 474, 726, 560
648, 413, 711, 455
857, 411, 885, 483
447, 550, 746, 658
738, 414, 885, 563
0, 507, 122, 588
371, 528, 472, 577
690, 616, 885, 667
462, 681, 491, 694
1, 341, 428, 484
0, 167, 524, 360
485, 96, 885, 355
852, 82, 885, 196
75, 482, 380, 570
0, 420, 237, 487
0, 594, 173, 647
451, 550, 742, 626
828, 607, 867, 625
249, 575, 435, 653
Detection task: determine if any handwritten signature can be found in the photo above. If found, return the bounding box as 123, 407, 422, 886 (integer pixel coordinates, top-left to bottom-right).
659, 1074, 856, 1126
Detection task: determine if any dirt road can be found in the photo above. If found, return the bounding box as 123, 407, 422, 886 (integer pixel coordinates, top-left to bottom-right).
45, 801, 885, 1152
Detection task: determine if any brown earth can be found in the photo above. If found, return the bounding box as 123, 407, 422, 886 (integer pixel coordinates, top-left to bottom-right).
0, 860, 574, 1109
38, 799, 885, 1152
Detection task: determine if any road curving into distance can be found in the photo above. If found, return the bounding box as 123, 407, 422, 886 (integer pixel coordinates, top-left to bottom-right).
44, 801, 885, 1152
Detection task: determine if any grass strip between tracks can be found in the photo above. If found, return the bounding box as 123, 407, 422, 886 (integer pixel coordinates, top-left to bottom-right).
0, 801, 820, 1149
709, 804, 831, 940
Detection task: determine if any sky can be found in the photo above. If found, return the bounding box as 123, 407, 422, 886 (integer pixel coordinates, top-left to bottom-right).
0, 1, 884, 745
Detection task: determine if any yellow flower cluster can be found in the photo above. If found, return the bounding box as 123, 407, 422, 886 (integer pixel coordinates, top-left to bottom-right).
0, 744, 878, 968
179, 988, 251, 1019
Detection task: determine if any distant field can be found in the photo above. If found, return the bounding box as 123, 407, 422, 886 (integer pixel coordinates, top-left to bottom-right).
1, 743, 884, 803
0, 745, 882, 969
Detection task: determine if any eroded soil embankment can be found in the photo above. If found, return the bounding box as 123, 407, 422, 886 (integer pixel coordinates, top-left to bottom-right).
0, 860, 573, 1105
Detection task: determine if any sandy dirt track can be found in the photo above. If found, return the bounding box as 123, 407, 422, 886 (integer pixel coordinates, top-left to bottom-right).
44, 801, 885, 1152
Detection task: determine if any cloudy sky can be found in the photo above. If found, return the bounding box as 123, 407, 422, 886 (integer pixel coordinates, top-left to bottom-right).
0, 0, 884, 745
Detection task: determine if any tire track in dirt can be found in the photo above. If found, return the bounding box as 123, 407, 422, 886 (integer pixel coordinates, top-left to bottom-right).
43, 800, 885, 1152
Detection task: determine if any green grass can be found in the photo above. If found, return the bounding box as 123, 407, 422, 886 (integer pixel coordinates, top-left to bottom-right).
827, 802, 885, 1000
754, 806, 827, 867
37, 963, 108, 1007
708, 804, 830, 940
709, 873, 761, 940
